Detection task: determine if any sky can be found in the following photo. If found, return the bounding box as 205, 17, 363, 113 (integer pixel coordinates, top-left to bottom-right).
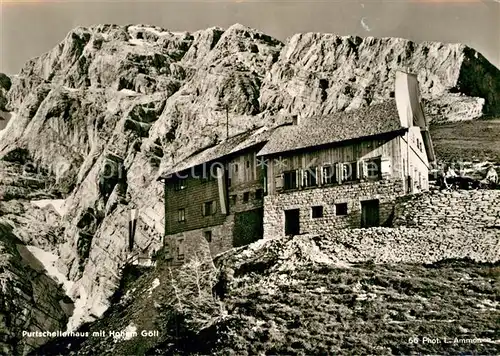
0, 0, 499, 74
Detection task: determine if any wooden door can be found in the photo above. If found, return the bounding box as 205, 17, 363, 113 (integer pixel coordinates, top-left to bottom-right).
361, 199, 380, 228
284, 209, 300, 235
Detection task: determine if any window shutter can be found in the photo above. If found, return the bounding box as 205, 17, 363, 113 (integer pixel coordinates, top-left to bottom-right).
275, 174, 284, 189
336, 163, 342, 183
380, 158, 391, 178
358, 160, 366, 180
315, 167, 319, 186
296, 170, 300, 188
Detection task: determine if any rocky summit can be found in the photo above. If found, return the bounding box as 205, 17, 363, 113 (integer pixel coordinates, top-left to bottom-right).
0, 23, 499, 354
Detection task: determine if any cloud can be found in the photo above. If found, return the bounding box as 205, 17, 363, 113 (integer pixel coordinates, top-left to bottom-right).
361, 17, 371, 32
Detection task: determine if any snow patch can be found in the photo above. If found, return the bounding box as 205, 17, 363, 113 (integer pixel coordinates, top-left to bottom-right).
132, 257, 156, 267
0, 110, 11, 131
147, 278, 160, 295
31, 199, 67, 217
0, 112, 15, 139
113, 324, 138, 343
120, 288, 137, 306
128, 25, 182, 37
26, 246, 74, 294
66, 285, 88, 332
119, 89, 139, 96
63, 86, 79, 92
143, 27, 169, 37
129, 39, 146, 46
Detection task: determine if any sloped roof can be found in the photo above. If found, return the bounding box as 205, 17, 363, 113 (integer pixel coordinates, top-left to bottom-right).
257, 101, 405, 156
159, 126, 276, 179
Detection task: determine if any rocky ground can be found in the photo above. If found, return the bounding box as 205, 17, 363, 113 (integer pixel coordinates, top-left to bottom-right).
0, 23, 499, 355
33, 233, 499, 355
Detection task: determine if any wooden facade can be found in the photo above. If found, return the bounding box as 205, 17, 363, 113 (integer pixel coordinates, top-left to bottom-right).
260, 128, 432, 236
164, 171, 227, 236
265, 131, 407, 195
162, 145, 267, 261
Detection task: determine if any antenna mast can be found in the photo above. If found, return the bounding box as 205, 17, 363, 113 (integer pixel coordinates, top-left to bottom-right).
225, 104, 229, 139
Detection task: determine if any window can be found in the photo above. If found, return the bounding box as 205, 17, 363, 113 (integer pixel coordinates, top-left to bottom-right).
178, 208, 186, 222
255, 189, 263, 199
203, 201, 216, 216
342, 162, 357, 182
283, 170, 298, 190
311, 206, 324, 218
365, 157, 382, 180
335, 203, 348, 216
243, 192, 250, 202
246, 160, 250, 168
204, 231, 212, 243
177, 239, 184, 259
322, 164, 336, 185
233, 163, 239, 173
302, 167, 318, 187
230, 194, 237, 206
174, 179, 187, 191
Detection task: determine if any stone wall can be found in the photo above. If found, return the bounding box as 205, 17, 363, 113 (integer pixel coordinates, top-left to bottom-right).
263, 179, 404, 239
308, 226, 499, 264
165, 215, 235, 264
394, 189, 500, 229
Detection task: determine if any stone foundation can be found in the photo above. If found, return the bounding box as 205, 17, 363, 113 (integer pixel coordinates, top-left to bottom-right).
263, 179, 405, 239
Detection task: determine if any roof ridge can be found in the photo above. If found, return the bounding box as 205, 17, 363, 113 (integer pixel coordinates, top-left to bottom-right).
258, 100, 403, 156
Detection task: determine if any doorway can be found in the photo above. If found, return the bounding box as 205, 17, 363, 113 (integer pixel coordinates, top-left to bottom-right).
284, 209, 300, 235
361, 199, 380, 228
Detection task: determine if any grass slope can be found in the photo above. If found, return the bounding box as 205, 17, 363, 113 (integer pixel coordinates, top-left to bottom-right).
430, 119, 500, 163
33, 254, 500, 355
210, 261, 499, 355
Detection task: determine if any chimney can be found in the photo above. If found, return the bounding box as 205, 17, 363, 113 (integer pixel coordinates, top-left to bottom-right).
394, 70, 427, 128
292, 115, 299, 125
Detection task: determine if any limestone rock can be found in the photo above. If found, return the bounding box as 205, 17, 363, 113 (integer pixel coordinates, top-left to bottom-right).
0, 73, 12, 130
0, 223, 69, 356
0, 73, 11, 112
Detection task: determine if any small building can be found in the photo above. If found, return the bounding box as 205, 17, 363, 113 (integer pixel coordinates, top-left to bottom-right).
158, 70, 435, 261
158, 127, 275, 263
257, 71, 435, 238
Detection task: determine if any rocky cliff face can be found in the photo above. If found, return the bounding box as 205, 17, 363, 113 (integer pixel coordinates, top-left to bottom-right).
0, 73, 11, 130
0, 222, 70, 355
0, 23, 499, 339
